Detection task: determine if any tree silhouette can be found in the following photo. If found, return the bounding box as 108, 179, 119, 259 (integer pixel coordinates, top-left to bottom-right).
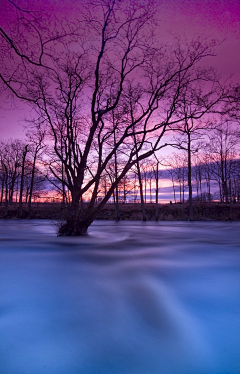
0, 0, 224, 234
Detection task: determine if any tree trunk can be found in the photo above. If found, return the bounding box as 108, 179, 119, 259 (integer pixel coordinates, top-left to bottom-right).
114, 188, 120, 221
155, 162, 159, 221
229, 179, 232, 203
112, 190, 116, 204
171, 176, 176, 203
133, 174, 137, 203
220, 153, 226, 202
4, 175, 8, 218
208, 178, 211, 201
61, 181, 66, 209
187, 134, 193, 220
136, 160, 146, 221
144, 172, 147, 203
58, 215, 93, 236
14, 178, 18, 203
0, 177, 4, 206
150, 176, 152, 203
9, 184, 14, 205
19, 145, 28, 218
61, 156, 66, 209
114, 134, 120, 221
58, 191, 94, 236
199, 171, 202, 201
28, 153, 37, 217
123, 179, 127, 203
9, 162, 18, 205
219, 181, 223, 202
195, 171, 199, 200
173, 180, 176, 204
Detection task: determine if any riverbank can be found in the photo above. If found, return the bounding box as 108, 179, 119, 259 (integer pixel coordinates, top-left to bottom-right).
0, 202, 240, 221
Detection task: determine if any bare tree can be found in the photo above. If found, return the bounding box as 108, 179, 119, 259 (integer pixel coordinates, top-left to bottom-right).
200, 152, 213, 201
206, 120, 239, 202
154, 160, 160, 220
169, 78, 224, 219
25, 125, 45, 217
133, 158, 146, 221
167, 153, 188, 203
18, 143, 28, 217
118, 172, 134, 203
0, 0, 223, 234
168, 166, 177, 204
192, 154, 203, 201
0, 139, 25, 216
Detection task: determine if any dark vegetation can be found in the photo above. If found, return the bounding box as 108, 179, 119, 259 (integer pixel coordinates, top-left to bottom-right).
1, 202, 240, 222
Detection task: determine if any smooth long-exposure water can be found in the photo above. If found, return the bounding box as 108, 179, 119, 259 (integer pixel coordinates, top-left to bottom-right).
0, 220, 240, 374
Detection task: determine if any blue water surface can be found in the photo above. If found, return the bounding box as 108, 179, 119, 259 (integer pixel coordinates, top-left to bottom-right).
0, 220, 240, 374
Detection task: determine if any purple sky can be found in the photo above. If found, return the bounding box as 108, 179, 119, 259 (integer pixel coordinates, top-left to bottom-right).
0, 0, 240, 139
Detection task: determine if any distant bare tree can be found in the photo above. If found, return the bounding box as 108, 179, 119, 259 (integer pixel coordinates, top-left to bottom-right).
170, 84, 224, 219
0, 139, 25, 216
167, 153, 188, 203
168, 166, 177, 204
133, 158, 146, 221
206, 121, 239, 202
154, 160, 160, 220
18, 143, 28, 217
26, 126, 45, 217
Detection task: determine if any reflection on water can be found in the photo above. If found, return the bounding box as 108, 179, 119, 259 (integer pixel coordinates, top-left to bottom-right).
0, 220, 240, 374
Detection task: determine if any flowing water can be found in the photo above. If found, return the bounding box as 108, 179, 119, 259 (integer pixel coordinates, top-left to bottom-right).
0, 220, 240, 374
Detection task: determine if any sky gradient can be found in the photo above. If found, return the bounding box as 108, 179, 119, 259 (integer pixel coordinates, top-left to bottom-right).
0, 0, 240, 139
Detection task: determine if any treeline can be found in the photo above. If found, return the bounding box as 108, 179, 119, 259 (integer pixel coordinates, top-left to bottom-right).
0, 134, 47, 218
0, 136, 160, 220
1, 119, 240, 221
168, 156, 240, 204
166, 121, 240, 204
